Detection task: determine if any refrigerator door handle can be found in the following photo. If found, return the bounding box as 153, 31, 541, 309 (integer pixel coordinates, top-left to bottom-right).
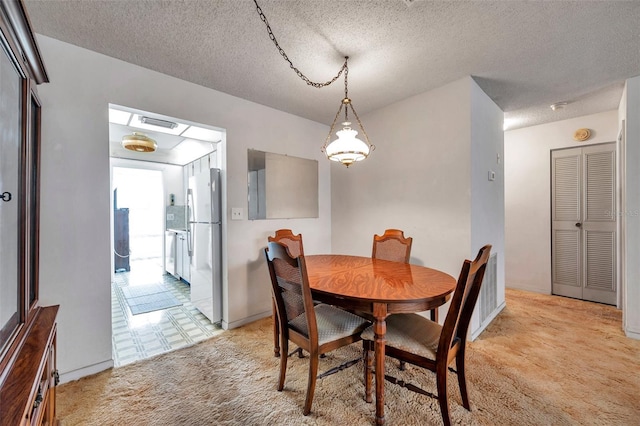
187, 188, 194, 223
186, 188, 194, 257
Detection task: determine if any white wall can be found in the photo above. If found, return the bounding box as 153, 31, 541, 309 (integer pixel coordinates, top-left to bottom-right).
470, 80, 505, 335
621, 76, 640, 338
331, 77, 505, 335
617, 87, 626, 328
35, 36, 332, 382
332, 78, 471, 276
504, 110, 618, 293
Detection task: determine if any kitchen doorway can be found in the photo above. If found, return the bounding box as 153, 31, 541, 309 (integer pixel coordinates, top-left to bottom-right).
108, 105, 226, 366
110, 166, 223, 366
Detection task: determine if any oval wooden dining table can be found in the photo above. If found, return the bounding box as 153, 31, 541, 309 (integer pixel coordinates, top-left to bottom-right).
304, 254, 457, 426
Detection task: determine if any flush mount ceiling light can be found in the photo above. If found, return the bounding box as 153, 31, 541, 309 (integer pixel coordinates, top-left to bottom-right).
122, 132, 157, 153
253, 0, 374, 167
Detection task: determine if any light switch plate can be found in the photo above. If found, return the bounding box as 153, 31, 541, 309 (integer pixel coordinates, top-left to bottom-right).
231, 207, 243, 220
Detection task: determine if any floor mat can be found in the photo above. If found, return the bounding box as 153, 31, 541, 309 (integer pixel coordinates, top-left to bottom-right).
121, 283, 182, 315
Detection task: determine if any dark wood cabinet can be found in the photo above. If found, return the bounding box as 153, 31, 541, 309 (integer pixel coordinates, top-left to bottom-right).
0, 306, 59, 425
0, 1, 58, 425
114, 208, 130, 272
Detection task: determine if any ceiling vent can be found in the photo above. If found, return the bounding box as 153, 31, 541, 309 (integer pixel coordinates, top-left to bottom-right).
139, 116, 178, 129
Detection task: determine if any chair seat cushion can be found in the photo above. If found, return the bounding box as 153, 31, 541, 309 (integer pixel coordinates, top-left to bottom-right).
289, 304, 370, 346
361, 313, 441, 360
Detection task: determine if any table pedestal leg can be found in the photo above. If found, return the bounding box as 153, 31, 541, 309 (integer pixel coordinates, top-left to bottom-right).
373, 303, 387, 426
430, 307, 438, 322
364, 342, 373, 403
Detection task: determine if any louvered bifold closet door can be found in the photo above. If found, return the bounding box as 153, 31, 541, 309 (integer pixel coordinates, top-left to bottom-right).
551, 143, 617, 305
582, 144, 616, 305
552, 148, 582, 299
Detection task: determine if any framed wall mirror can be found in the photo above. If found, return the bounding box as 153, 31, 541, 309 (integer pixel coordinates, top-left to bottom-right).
248, 149, 319, 220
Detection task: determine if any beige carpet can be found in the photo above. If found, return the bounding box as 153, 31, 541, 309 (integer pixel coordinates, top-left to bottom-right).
57, 289, 640, 425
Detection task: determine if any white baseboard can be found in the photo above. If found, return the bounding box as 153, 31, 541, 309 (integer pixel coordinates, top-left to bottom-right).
225, 310, 271, 330
506, 284, 551, 294
624, 327, 640, 340
59, 359, 113, 384
471, 300, 506, 341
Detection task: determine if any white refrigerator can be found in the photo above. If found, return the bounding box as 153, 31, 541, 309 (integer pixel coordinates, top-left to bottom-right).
187, 168, 222, 324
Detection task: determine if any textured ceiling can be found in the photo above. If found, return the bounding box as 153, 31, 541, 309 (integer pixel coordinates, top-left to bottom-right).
23, 0, 640, 131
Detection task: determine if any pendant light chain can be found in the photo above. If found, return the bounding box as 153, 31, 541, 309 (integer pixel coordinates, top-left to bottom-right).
344, 61, 349, 99
344, 60, 349, 123
253, 0, 373, 167
253, 0, 347, 88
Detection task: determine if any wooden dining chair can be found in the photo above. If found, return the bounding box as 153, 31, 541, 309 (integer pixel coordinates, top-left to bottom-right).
268, 229, 304, 358
362, 230, 415, 339
269, 229, 304, 258
372, 229, 416, 371
372, 229, 412, 263
362, 244, 492, 426
264, 241, 370, 416
373, 228, 442, 325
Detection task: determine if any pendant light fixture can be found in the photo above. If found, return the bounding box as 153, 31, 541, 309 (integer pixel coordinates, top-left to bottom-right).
321, 57, 373, 167
253, 0, 374, 167
121, 132, 157, 153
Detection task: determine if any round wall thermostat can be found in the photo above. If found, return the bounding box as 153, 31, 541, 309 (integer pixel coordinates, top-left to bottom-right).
573, 128, 591, 141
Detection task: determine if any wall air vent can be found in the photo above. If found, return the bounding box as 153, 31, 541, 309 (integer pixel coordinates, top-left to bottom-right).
479, 253, 498, 326
140, 116, 178, 129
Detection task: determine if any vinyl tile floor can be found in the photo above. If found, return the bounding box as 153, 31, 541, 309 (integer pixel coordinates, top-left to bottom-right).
112, 258, 224, 367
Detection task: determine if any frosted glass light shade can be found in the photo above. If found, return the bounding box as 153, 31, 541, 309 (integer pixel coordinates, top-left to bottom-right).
325, 127, 370, 167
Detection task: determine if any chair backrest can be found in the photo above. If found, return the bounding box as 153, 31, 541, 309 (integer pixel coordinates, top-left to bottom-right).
269, 229, 304, 258
264, 241, 317, 344
372, 229, 413, 263
438, 245, 492, 358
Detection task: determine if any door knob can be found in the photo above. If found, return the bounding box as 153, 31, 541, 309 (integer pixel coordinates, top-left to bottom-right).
575, 223, 582, 227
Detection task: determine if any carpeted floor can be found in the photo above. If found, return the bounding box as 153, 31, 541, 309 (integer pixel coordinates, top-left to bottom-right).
56, 289, 640, 425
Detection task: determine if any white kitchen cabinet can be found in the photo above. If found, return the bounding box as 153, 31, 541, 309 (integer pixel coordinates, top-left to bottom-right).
176, 231, 191, 283
166, 230, 190, 283
165, 231, 177, 277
